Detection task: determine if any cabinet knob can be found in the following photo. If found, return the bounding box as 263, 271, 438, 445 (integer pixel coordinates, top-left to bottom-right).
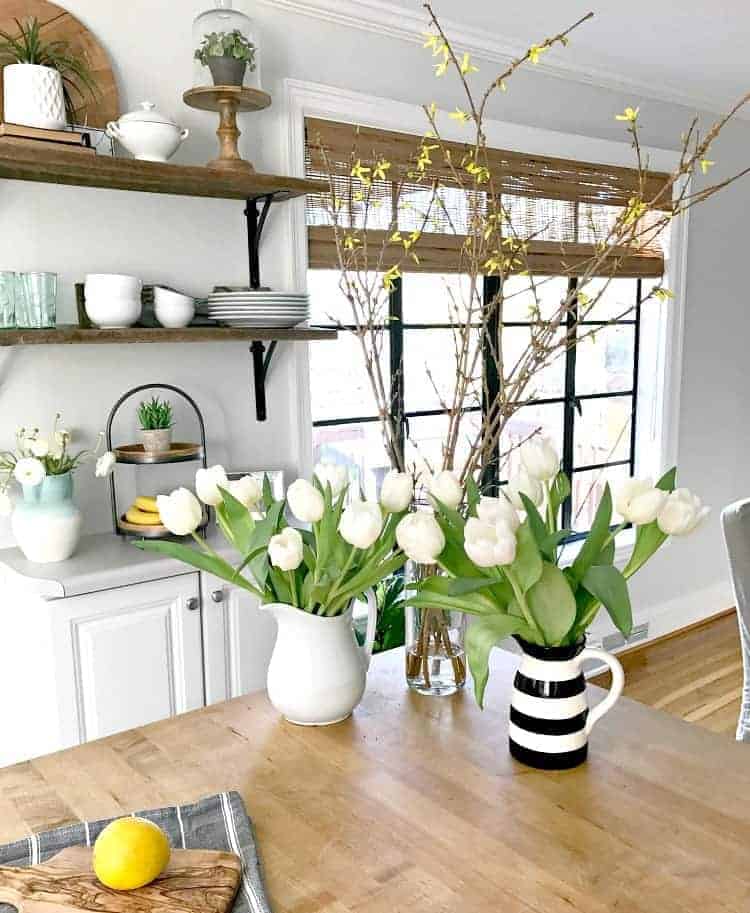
186, 597, 200, 612
211, 589, 224, 603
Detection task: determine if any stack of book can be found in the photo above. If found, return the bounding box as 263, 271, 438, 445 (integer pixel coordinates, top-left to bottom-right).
0, 122, 94, 154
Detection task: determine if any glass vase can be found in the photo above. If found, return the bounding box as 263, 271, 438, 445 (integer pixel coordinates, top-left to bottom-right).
0, 271, 15, 327
405, 563, 467, 696
15, 272, 56, 328
192, 0, 262, 90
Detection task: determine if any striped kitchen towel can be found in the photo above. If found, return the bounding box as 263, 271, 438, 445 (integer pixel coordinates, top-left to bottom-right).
0, 791, 271, 913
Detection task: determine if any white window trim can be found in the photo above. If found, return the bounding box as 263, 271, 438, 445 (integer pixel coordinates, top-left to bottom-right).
282, 79, 688, 562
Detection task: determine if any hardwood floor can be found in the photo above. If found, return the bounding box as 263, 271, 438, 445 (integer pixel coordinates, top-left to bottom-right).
591, 611, 744, 737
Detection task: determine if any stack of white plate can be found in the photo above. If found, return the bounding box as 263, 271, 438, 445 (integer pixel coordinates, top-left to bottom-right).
198, 289, 310, 327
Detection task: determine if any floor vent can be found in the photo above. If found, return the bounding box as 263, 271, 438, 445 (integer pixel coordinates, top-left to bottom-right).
602, 622, 650, 653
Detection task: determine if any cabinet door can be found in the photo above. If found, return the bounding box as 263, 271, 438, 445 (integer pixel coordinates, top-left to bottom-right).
53, 574, 204, 743
201, 574, 277, 704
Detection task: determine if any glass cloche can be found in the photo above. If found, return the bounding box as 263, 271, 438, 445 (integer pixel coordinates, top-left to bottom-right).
192, 0, 261, 90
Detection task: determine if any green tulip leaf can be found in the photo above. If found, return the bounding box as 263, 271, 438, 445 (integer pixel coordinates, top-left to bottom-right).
549, 471, 571, 523
510, 522, 543, 593
134, 538, 260, 596
465, 475, 481, 516
466, 614, 526, 708
526, 561, 577, 645
569, 483, 612, 586
582, 564, 632, 636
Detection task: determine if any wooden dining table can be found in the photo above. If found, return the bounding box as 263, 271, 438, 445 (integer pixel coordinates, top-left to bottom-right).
1, 648, 749, 912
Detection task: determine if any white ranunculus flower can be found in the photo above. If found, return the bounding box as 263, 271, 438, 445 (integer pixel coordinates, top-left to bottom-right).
228, 475, 262, 509
657, 488, 710, 536
287, 478, 325, 523
428, 470, 463, 509
314, 461, 348, 496
380, 470, 413, 513
476, 494, 520, 531
29, 438, 49, 458
95, 451, 116, 478
0, 490, 12, 516
195, 465, 229, 507
616, 478, 668, 525
157, 488, 202, 536
339, 499, 383, 549
268, 526, 304, 571
13, 457, 45, 487
505, 468, 543, 510
55, 429, 71, 446
464, 517, 517, 568
520, 437, 560, 481
395, 511, 445, 564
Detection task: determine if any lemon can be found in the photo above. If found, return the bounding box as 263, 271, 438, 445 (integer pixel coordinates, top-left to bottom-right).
93, 817, 171, 890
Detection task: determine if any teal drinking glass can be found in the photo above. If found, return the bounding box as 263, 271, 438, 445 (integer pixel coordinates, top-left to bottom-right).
0, 271, 14, 328
15, 272, 57, 328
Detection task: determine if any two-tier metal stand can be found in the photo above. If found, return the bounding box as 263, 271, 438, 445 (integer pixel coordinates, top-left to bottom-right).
106, 383, 209, 538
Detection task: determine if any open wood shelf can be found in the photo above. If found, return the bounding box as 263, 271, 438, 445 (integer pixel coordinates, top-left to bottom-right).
0, 139, 325, 201
0, 325, 337, 346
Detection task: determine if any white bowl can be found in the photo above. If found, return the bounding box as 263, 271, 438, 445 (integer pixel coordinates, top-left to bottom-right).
85, 295, 142, 329
85, 273, 142, 298
154, 287, 195, 328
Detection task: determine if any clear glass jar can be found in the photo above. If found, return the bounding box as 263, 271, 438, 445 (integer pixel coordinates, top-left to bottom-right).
15, 272, 56, 328
0, 271, 15, 328
405, 563, 467, 696
192, 1, 261, 90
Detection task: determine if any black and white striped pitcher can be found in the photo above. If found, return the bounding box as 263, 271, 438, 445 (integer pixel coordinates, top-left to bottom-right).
509, 636, 624, 770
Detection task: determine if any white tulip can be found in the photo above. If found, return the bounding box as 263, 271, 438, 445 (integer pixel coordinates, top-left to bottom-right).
30, 438, 50, 458
616, 478, 668, 525
657, 488, 710, 536
339, 499, 383, 549
380, 470, 413, 513
195, 465, 229, 507
287, 478, 325, 523
505, 468, 543, 510
95, 451, 116, 478
13, 457, 45, 487
228, 475, 262, 509
0, 490, 12, 516
428, 470, 463, 509
157, 488, 202, 536
268, 526, 304, 571
520, 437, 560, 481
464, 517, 517, 568
314, 461, 348, 496
395, 511, 445, 564
476, 494, 520, 531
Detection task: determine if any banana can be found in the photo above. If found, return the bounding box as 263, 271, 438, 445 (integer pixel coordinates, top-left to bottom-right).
134, 495, 160, 514
125, 506, 163, 526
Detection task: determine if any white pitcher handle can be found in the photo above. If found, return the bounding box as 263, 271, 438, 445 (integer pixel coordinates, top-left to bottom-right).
359, 588, 378, 668
580, 647, 624, 735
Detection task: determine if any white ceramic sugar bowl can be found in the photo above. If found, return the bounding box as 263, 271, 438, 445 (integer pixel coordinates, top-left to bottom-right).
106, 102, 189, 163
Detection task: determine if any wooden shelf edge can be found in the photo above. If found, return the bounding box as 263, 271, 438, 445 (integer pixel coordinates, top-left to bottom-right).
0, 326, 337, 346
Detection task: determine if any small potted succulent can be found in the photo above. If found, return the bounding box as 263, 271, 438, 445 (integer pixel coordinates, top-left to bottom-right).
0, 16, 98, 129
194, 29, 256, 87
137, 396, 174, 454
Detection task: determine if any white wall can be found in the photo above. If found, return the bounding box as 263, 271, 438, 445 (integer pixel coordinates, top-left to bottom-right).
2, 0, 748, 632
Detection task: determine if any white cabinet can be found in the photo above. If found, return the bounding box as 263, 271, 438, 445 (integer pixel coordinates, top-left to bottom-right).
50, 574, 204, 745
201, 573, 277, 704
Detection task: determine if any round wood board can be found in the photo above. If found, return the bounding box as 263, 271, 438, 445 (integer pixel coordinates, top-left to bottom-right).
0, 0, 119, 128
114, 442, 203, 464
183, 85, 271, 114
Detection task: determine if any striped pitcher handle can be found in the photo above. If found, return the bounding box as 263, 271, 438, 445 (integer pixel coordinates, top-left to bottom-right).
580, 647, 625, 735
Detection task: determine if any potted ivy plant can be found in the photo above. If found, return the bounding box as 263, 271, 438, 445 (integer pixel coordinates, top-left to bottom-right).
194, 29, 256, 87
137, 396, 174, 454
0, 17, 98, 129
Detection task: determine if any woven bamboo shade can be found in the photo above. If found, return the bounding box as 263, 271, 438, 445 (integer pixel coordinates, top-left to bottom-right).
305, 117, 670, 278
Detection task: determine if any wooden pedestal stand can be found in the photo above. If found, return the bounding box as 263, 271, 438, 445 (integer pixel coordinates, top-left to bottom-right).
183, 86, 271, 173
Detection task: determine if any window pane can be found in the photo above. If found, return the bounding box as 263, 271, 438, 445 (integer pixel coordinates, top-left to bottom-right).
570, 463, 631, 533
405, 411, 481, 477
313, 422, 390, 501
577, 277, 638, 322
403, 328, 480, 413
502, 326, 566, 400
574, 325, 635, 396
499, 402, 564, 481
574, 395, 632, 467
308, 269, 386, 326
498, 275, 570, 322
401, 273, 479, 325
310, 332, 390, 422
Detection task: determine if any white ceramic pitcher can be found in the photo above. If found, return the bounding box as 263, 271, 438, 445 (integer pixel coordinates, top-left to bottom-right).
261, 591, 378, 726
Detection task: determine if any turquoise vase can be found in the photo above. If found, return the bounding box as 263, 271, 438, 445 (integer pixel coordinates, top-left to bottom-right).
11, 471, 82, 563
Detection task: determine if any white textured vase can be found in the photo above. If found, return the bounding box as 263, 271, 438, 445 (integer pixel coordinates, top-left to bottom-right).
3, 64, 66, 130
261, 592, 377, 726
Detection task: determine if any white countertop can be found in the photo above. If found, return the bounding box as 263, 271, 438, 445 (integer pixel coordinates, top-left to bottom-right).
0, 531, 238, 599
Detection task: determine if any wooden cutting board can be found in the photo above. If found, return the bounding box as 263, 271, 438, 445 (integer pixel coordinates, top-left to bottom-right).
0, 846, 242, 913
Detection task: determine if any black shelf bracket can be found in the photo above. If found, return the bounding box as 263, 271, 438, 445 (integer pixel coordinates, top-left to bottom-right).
250, 339, 278, 422
244, 193, 275, 290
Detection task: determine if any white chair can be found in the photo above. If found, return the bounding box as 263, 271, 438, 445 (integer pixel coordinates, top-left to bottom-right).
721, 498, 750, 741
